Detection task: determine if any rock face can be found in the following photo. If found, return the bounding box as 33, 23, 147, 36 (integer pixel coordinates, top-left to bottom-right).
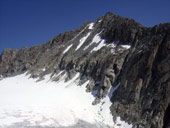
0, 12, 170, 128
110, 23, 170, 128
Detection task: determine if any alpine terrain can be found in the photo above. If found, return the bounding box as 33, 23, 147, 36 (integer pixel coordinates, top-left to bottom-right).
0, 12, 170, 128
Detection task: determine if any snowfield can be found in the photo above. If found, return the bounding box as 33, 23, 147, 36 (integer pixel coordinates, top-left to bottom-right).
0, 72, 132, 128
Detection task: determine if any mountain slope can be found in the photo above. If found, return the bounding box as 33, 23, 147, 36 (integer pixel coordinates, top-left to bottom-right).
0, 72, 131, 128
0, 12, 170, 128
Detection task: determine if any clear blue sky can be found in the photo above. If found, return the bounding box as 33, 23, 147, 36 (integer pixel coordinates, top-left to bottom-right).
0, 0, 170, 53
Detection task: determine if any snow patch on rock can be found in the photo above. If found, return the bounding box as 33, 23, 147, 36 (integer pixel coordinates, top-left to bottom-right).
91, 40, 106, 53
120, 45, 131, 49
84, 33, 103, 50
88, 23, 94, 29
63, 44, 73, 54
75, 32, 91, 51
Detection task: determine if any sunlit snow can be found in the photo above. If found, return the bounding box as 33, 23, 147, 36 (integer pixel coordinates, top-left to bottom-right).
98, 20, 102, 23
0, 72, 132, 128
75, 32, 91, 51
84, 33, 103, 50
88, 23, 94, 29
90, 40, 105, 53
63, 44, 73, 54
120, 45, 131, 49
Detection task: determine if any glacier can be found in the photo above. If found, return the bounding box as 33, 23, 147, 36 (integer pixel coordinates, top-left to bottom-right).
0, 72, 132, 128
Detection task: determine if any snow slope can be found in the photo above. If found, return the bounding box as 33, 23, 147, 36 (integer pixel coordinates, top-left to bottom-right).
0, 72, 132, 128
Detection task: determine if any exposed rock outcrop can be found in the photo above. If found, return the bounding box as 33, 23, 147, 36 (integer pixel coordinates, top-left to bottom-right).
110, 23, 170, 128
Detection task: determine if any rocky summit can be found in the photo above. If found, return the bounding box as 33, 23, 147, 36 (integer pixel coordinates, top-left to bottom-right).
0, 12, 170, 128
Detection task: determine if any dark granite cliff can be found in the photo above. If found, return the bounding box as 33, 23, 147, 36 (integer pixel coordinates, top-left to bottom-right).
0, 12, 169, 128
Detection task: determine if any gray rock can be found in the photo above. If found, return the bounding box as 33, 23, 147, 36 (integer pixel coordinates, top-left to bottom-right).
86, 79, 95, 92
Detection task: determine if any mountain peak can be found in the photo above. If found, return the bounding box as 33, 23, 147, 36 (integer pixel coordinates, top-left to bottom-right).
0, 13, 170, 128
